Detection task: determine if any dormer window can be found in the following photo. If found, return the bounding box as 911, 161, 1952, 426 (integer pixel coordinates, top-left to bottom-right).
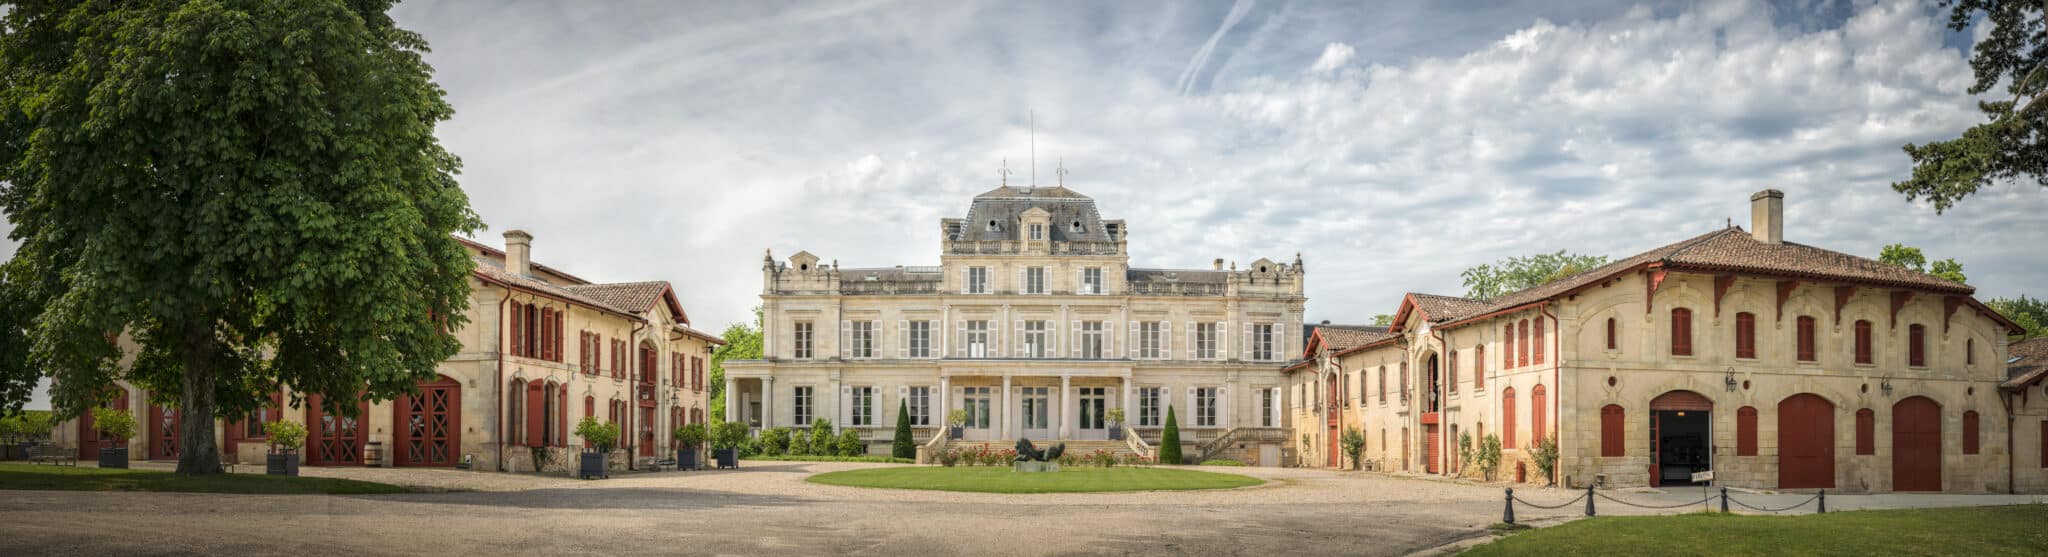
1070, 220, 1084, 233
986, 220, 1000, 232
1029, 223, 1043, 241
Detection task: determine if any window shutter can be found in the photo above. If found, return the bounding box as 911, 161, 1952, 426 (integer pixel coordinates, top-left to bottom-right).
840, 320, 852, 359
1240, 322, 1251, 361
1219, 322, 1230, 361
1070, 320, 1081, 358
956, 320, 967, 357
840, 386, 852, 426
510, 303, 524, 357
525, 381, 545, 447
1129, 321, 1139, 359
1185, 387, 1196, 425
1013, 320, 1025, 357
960, 267, 968, 294
1185, 322, 1195, 360
898, 320, 909, 359
1737, 406, 1758, 456
1159, 321, 1170, 360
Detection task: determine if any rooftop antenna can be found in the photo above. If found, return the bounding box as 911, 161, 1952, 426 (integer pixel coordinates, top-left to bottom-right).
998, 158, 1011, 186
1056, 158, 1067, 187
1029, 111, 1037, 187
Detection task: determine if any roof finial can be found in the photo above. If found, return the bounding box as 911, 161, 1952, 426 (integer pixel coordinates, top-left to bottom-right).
1055, 158, 1068, 187
998, 159, 1011, 186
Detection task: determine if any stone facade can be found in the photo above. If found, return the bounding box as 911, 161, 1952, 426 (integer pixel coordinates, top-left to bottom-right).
51, 231, 723, 472
723, 185, 1305, 464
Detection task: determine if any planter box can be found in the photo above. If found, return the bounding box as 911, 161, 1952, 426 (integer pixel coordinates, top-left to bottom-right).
266, 453, 300, 476
677, 447, 699, 471
713, 448, 738, 470
1108, 428, 1125, 441
1013, 461, 1060, 473
948, 426, 963, 440
98, 447, 128, 469
580, 452, 608, 479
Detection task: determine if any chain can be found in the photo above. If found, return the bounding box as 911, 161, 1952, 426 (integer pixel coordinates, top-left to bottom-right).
1728, 493, 1823, 513
1510, 491, 1588, 509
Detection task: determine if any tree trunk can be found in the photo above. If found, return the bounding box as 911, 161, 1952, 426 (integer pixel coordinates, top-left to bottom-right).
175, 321, 223, 475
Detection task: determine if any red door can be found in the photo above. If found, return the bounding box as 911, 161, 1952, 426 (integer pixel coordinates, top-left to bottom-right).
1892, 396, 1942, 491
77, 390, 131, 461
1648, 411, 1662, 487
1326, 376, 1340, 468
395, 376, 461, 467
306, 394, 369, 466
1777, 393, 1835, 489
1425, 424, 1440, 474
639, 407, 656, 457
147, 397, 180, 460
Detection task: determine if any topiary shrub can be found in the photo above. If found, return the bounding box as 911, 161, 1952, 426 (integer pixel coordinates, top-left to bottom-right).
576, 417, 621, 452
91, 407, 137, 447
835, 428, 865, 457
1157, 405, 1183, 465
808, 419, 833, 456
264, 419, 308, 454
759, 427, 792, 456
891, 399, 915, 459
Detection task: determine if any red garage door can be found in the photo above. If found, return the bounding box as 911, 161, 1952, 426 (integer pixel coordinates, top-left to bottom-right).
147, 397, 181, 460
1892, 396, 1942, 492
395, 376, 461, 467
1777, 393, 1835, 489
306, 393, 369, 466
77, 390, 131, 461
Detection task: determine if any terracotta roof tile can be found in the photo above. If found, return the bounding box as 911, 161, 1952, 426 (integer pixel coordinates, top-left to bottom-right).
2002, 338, 2048, 389
471, 257, 638, 317
562, 281, 670, 314
1317, 326, 1394, 352
1410, 293, 1489, 323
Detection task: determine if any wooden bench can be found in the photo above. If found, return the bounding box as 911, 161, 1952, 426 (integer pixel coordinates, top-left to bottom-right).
29, 444, 77, 466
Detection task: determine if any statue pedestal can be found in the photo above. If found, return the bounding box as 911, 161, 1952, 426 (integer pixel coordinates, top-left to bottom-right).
1013, 461, 1061, 473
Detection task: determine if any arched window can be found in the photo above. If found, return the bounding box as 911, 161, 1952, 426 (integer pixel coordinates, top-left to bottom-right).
1400, 361, 1410, 402
1533, 318, 1546, 365
1964, 410, 1980, 455
1502, 387, 1518, 448
1855, 408, 1874, 455
1671, 308, 1694, 356
1532, 385, 1548, 443
1735, 312, 1757, 359
1796, 316, 1817, 362
1600, 405, 1624, 457
1737, 406, 1758, 456
1378, 366, 1386, 402
1908, 324, 1927, 367
1855, 320, 1874, 364
1605, 318, 1617, 351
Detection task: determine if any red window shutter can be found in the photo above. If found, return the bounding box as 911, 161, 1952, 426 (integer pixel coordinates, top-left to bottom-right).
1672, 308, 1693, 356
525, 381, 545, 447
1600, 405, 1624, 457
1909, 324, 1925, 367
1518, 320, 1530, 367
1504, 325, 1515, 369
1856, 409, 1874, 455
1797, 317, 1817, 362
1855, 321, 1873, 364
510, 303, 525, 357
1503, 388, 1517, 448
1534, 318, 1546, 365
2040, 420, 2048, 469
1737, 406, 1758, 456
1532, 385, 1547, 442
1963, 411, 1980, 455
539, 309, 552, 361
557, 385, 569, 447
1605, 318, 1616, 350
1736, 312, 1755, 359
1474, 347, 1485, 388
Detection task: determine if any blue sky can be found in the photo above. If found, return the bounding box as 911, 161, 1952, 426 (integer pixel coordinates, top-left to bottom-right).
13, 0, 2047, 409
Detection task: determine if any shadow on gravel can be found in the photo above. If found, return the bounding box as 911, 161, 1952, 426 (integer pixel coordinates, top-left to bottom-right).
344, 487, 812, 511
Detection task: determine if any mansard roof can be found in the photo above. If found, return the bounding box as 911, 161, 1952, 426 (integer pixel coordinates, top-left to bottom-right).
953, 185, 1113, 243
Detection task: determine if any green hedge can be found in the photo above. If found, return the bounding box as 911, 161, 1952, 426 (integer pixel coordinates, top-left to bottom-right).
747, 455, 913, 464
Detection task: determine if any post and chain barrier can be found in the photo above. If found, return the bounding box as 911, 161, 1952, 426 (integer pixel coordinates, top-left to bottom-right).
1504, 486, 1828, 524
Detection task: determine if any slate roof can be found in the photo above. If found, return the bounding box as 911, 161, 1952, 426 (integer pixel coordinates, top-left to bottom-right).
954, 186, 1114, 243
2002, 338, 2048, 390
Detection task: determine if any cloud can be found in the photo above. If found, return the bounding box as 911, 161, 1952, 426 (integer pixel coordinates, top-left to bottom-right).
1307, 42, 1355, 73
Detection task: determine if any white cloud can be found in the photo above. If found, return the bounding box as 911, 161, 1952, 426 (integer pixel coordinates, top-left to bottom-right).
1308, 42, 1355, 73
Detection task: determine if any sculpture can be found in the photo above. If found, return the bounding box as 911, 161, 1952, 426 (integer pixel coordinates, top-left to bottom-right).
1013, 438, 1066, 462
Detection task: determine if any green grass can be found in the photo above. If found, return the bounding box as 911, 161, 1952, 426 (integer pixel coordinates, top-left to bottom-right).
748, 454, 914, 464
1200, 459, 1248, 466
0, 463, 412, 495
806, 465, 1263, 493
1462, 505, 2048, 556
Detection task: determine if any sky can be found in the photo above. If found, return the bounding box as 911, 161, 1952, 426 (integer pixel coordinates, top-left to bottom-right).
12, 0, 2048, 409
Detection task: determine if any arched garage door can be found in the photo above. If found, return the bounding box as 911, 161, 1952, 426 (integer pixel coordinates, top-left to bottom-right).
1777, 393, 1835, 489
394, 375, 461, 467
1892, 396, 1942, 492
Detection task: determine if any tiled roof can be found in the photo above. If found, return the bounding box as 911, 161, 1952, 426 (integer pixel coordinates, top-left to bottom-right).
1317, 326, 1394, 352
672, 323, 728, 346
471, 257, 639, 318
1410, 293, 1489, 323
563, 281, 670, 314
453, 235, 595, 285
2002, 338, 2048, 390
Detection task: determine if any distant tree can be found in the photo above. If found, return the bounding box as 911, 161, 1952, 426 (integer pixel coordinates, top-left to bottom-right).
891, 399, 915, 459
1894, 1, 2046, 213
708, 307, 764, 421
1158, 406, 1183, 465
1988, 295, 2048, 340
1371, 315, 1393, 327
0, 0, 480, 475
1461, 251, 1609, 300
1878, 244, 1969, 284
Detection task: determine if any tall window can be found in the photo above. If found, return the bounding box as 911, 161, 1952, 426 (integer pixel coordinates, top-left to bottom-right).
1196, 387, 1218, 427
966, 320, 990, 358
1671, 308, 1694, 356
1504, 323, 1516, 368
850, 386, 874, 426
1474, 346, 1486, 388
1252, 323, 1276, 361
1399, 361, 1409, 403
1262, 388, 1277, 427
1029, 223, 1043, 240
849, 321, 875, 359
1195, 323, 1218, 360
1502, 387, 1518, 448
1139, 322, 1163, 359
1533, 318, 1546, 365
1855, 408, 1875, 455
1378, 366, 1387, 403
967, 266, 989, 294
1081, 267, 1103, 294
1854, 320, 1873, 364
1449, 350, 1460, 393
908, 386, 931, 426
1735, 312, 1757, 359
1531, 384, 1547, 443
1080, 321, 1104, 359
1605, 318, 1617, 350
1967, 338, 1976, 365
794, 321, 814, 359
1023, 321, 1048, 358
1025, 267, 1046, 294
1518, 319, 1530, 366
793, 386, 814, 425
1139, 387, 1162, 426
1796, 316, 1817, 362
1908, 324, 1927, 367
1963, 410, 1980, 455
909, 320, 931, 358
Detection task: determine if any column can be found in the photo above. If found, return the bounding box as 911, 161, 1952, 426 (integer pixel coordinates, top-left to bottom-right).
938, 375, 951, 431
1001, 375, 1012, 439
1121, 375, 1133, 430
762, 377, 776, 428
1223, 372, 1237, 429
725, 378, 738, 422
1060, 374, 1073, 439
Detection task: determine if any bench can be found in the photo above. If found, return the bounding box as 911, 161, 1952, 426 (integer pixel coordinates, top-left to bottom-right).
29, 444, 77, 466
654, 458, 678, 471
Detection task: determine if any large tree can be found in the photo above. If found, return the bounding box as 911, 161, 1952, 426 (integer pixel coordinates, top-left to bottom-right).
1460, 251, 1609, 300
0, 0, 480, 475
1894, 1, 2046, 212
1877, 244, 1969, 284
707, 307, 764, 420
1987, 295, 2048, 340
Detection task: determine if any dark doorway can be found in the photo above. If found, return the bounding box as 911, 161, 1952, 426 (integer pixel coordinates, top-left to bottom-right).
1652, 409, 1711, 486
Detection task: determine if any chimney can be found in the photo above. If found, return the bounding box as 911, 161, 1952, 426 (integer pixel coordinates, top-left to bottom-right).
1749, 189, 1783, 244
1213, 258, 1224, 271
504, 229, 533, 276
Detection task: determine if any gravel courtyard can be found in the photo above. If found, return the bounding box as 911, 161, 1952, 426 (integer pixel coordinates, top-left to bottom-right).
2, 462, 2040, 556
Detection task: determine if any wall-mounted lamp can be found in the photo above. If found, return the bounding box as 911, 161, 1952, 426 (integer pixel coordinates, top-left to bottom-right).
1724, 369, 1738, 392
1881, 377, 1893, 397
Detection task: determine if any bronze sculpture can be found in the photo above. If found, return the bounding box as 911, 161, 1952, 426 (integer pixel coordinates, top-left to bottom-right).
1014, 438, 1065, 462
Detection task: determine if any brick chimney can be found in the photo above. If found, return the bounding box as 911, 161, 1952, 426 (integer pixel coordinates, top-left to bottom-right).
1749, 190, 1783, 245
504, 229, 533, 276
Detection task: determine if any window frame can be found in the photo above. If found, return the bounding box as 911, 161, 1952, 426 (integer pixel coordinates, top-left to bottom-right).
793, 386, 814, 425
794, 321, 814, 359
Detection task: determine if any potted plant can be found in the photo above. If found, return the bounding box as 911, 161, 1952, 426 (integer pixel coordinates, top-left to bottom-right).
673, 422, 707, 471
1105, 408, 1127, 441
576, 416, 620, 479
946, 409, 968, 440
90, 407, 135, 469
712, 421, 747, 469
265, 419, 308, 475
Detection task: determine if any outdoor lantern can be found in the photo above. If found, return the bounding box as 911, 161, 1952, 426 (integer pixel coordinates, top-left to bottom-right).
1724, 370, 1738, 391
1881, 377, 1893, 396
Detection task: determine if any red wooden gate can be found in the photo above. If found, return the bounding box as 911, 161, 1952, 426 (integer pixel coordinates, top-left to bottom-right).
306, 394, 369, 466
147, 397, 180, 460
1892, 396, 1942, 491
77, 390, 131, 461
1777, 393, 1835, 489
1425, 424, 1440, 474
395, 376, 461, 467
1326, 376, 1339, 468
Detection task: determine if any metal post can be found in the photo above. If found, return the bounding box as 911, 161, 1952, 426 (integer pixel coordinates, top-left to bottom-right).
1720, 487, 1729, 513
1504, 488, 1516, 524
1817, 490, 1826, 514
1585, 484, 1596, 517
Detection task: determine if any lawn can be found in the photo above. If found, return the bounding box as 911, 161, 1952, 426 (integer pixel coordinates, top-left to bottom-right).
1462, 505, 2048, 556
0, 463, 412, 495
806, 465, 1263, 493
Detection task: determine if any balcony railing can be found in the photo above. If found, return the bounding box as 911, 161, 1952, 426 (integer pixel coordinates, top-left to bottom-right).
1128, 282, 1227, 296
839, 281, 941, 295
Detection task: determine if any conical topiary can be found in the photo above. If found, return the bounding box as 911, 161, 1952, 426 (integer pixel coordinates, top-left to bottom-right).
892, 399, 915, 459
1158, 405, 1183, 465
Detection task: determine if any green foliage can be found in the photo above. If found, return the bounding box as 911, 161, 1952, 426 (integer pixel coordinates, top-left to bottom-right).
1372, 314, 1393, 326
0, 1, 482, 475
1200, 459, 1247, 467
790, 430, 813, 455
1532, 435, 1560, 485
0, 411, 52, 443
1878, 244, 1968, 283
575, 417, 621, 452
1462, 251, 1610, 300
806, 466, 1265, 494
1104, 407, 1125, 427
673, 422, 708, 450
0, 462, 411, 494
1462, 505, 2048, 557
1893, 2, 2047, 213
947, 409, 969, 427
708, 307, 764, 419
712, 421, 749, 451
891, 400, 915, 459
262, 420, 307, 452
1477, 434, 1503, 481
746, 454, 912, 464
808, 418, 834, 455
758, 427, 792, 455
1340, 426, 1366, 470
90, 407, 136, 445
936, 449, 962, 467
1458, 431, 1475, 468
1987, 295, 2048, 340
1158, 406, 1183, 465
0, 262, 40, 416
835, 428, 865, 457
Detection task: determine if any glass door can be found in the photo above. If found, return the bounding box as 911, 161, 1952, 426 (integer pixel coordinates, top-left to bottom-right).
962, 387, 994, 440
1077, 387, 1108, 440
1021, 387, 1051, 440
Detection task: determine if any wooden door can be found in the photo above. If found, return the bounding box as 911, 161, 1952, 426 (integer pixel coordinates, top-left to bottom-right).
147, 397, 180, 460
1777, 394, 1835, 489
395, 377, 461, 467
1892, 396, 1942, 491
306, 394, 369, 466
1425, 424, 1440, 474
77, 390, 131, 460
1648, 411, 1661, 487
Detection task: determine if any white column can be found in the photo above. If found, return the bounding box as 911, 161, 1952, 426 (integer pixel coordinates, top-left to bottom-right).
762, 377, 775, 428
1121, 375, 1133, 429
1001, 375, 1013, 439
1060, 374, 1073, 439
725, 378, 738, 422
938, 375, 951, 431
